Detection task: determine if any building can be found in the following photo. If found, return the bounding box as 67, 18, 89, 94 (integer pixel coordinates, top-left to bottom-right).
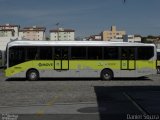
0, 37, 19, 50
0, 29, 14, 37
0, 24, 20, 50
19, 26, 46, 40
50, 28, 75, 41
87, 35, 102, 41
110, 35, 141, 43
0, 24, 20, 37
102, 26, 126, 41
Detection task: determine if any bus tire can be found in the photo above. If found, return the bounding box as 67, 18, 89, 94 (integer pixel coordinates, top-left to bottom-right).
101, 69, 113, 80
26, 69, 39, 81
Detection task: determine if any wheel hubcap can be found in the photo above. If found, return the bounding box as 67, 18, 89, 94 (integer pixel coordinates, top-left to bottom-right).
30, 72, 37, 80
104, 73, 110, 79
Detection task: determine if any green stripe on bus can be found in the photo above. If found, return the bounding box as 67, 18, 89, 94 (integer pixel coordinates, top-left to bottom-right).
5, 60, 156, 77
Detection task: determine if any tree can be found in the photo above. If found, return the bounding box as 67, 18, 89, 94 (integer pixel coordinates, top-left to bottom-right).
141, 37, 153, 43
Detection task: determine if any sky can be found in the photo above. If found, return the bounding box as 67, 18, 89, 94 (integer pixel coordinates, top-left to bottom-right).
0, 0, 160, 37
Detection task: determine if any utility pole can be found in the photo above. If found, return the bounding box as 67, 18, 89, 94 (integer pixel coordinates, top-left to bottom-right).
56, 23, 59, 40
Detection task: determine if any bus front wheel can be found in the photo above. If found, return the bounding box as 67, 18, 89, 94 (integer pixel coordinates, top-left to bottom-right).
26, 69, 39, 81
101, 69, 113, 80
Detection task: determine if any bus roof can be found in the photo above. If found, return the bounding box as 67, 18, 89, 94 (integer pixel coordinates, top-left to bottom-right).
7, 40, 155, 48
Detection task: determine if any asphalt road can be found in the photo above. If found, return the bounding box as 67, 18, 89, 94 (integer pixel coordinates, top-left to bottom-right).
0, 69, 160, 120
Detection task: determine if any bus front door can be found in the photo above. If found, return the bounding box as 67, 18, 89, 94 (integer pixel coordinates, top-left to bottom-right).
121, 47, 136, 70
54, 47, 69, 70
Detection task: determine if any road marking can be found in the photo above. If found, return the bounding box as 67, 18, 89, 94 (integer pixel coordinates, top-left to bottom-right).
36, 85, 71, 116
36, 110, 45, 116
47, 96, 59, 106
123, 92, 148, 115
36, 95, 60, 115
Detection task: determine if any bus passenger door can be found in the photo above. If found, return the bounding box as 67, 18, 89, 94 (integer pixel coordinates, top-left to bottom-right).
61, 47, 69, 70
121, 47, 136, 70
54, 47, 69, 70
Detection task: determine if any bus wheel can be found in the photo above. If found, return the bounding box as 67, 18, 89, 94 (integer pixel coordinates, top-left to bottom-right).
101, 69, 113, 80
26, 69, 39, 81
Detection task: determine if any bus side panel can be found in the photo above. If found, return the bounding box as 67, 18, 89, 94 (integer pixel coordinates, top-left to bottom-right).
136, 60, 157, 76
5, 60, 54, 78
69, 60, 121, 78
5, 60, 157, 78
5, 60, 121, 78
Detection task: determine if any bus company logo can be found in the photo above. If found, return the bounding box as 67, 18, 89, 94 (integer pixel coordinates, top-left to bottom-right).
38, 63, 53, 67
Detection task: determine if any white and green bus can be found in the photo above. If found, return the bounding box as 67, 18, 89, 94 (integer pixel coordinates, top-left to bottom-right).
5, 40, 157, 80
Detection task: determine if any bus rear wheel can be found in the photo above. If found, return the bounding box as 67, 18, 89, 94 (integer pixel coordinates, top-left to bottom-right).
26, 69, 39, 81
101, 69, 113, 80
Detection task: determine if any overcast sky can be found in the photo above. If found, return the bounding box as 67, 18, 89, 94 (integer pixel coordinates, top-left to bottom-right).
0, 0, 160, 37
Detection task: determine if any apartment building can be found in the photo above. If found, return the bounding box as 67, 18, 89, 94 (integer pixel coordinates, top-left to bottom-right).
0, 24, 20, 50
0, 29, 14, 37
50, 28, 75, 41
19, 26, 46, 40
102, 26, 126, 41
0, 24, 20, 37
110, 35, 141, 43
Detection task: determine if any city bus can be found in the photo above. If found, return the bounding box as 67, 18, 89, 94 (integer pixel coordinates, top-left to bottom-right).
5, 40, 157, 80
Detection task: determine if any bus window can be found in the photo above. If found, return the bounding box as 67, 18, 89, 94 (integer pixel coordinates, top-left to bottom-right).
26, 47, 38, 61
71, 47, 87, 59
39, 47, 52, 60
121, 47, 135, 60
157, 52, 160, 60
88, 47, 102, 60
137, 47, 154, 60
54, 47, 61, 60
54, 47, 68, 60
128, 48, 135, 60
104, 47, 119, 60
9, 47, 25, 67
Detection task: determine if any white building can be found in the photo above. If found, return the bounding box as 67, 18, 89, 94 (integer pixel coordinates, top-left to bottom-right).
19, 26, 46, 40
50, 28, 75, 41
0, 29, 14, 37
0, 24, 20, 50
0, 37, 19, 50
110, 35, 141, 43
0, 24, 20, 37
